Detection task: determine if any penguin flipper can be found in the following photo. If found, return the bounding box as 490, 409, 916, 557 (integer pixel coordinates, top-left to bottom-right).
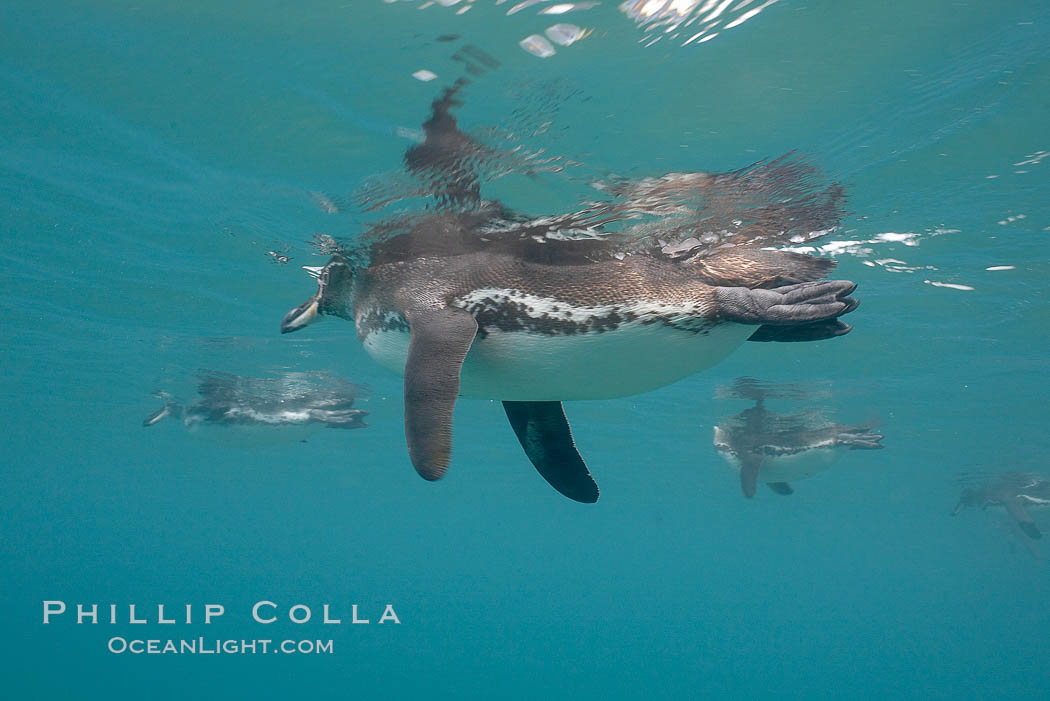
740, 452, 763, 498
403, 307, 478, 481
503, 401, 599, 503
767, 482, 794, 496
1005, 499, 1042, 540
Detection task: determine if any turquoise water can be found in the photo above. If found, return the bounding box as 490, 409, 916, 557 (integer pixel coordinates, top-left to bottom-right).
3, 1, 1049, 698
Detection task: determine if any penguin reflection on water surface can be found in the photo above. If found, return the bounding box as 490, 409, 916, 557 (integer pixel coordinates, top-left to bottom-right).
281, 81, 861, 502
712, 379, 884, 498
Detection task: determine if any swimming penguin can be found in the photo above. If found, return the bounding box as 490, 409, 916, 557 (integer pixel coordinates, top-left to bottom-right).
143, 371, 368, 431
952, 473, 1050, 540
712, 381, 884, 498
281, 82, 860, 502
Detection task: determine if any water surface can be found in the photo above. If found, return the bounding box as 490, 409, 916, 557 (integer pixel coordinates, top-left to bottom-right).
3, 1, 1049, 698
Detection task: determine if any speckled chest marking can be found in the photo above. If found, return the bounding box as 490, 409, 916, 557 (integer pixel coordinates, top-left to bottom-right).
357, 288, 753, 401
455, 288, 717, 336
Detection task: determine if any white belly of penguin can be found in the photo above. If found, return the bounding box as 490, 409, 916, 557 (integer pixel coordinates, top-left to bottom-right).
358, 295, 754, 401
752, 445, 844, 483
714, 433, 845, 483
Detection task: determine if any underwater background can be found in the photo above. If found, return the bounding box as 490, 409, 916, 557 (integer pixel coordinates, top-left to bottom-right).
2, 0, 1049, 698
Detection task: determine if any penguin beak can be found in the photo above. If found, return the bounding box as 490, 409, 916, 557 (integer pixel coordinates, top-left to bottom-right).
952, 489, 977, 516
951, 495, 973, 516
142, 404, 171, 426
281, 297, 321, 334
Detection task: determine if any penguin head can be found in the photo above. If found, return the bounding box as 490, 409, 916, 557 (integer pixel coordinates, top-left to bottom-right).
281, 255, 354, 334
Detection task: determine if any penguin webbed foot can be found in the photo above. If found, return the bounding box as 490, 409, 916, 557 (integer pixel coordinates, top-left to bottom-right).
716, 280, 858, 326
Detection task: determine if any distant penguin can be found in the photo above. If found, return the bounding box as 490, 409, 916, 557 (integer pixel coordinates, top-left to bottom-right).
281, 82, 860, 502
953, 473, 1050, 540
143, 371, 367, 431
713, 393, 884, 498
